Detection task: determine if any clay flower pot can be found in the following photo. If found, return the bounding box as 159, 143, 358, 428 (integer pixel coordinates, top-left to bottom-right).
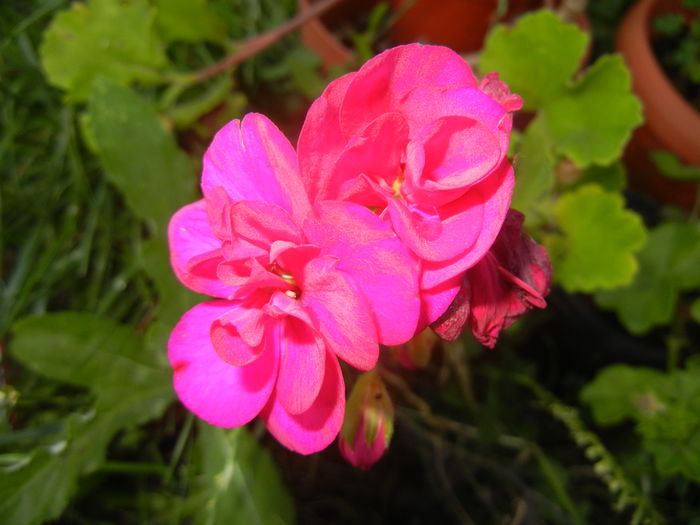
616, 0, 700, 208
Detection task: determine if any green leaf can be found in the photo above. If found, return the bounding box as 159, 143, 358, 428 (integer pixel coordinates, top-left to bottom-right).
571, 161, 627, 192
691, 297, 700, 323
543, 54, 643, 167
9, 312, 167, 390
87, 78, 196, 230
650, 150, 700, 182
40, 0, 167, 102
154, 0, 227, 44
511, 117, 555, 226
479, 9, 587, 110
581, 364, 665, 426
549, 185, 646, 292
582, 364, 700, 482
192, 424, 295, 525
596, 222, 700, 333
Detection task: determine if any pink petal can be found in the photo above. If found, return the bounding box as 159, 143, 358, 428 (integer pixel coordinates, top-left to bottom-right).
210, 296, 266, 365
202, 113, 310, 221
418, 272, 463, 328
420, 161, 514, 289
300, 256, 379, 370
168, 301, 278, 427
298, 72, 356, 203
168, 200, 235, 298
275, 317, 326, 415
339, 44, 478, 139
303, 201, 420, 347
261, 348, 345, 454
229, 200, 302, 250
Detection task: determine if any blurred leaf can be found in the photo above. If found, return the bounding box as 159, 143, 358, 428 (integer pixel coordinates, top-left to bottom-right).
511, 117, 555, 226
154, 0, 227, 44
543, 55, 643, 167
582, 364, 700, 482
87, 78, 196, 230
692, 297, 700, 323
192, 424, 295, 525
581, 364, 665, 425
549, 185, 646, 292
168, 74, 234, 129
596, 222, 700, 333
40, 0, 167, 102
650, 150, 700, 182
571, 161, 627, 192
479, 9, 587, 110
0, 378, 172, 525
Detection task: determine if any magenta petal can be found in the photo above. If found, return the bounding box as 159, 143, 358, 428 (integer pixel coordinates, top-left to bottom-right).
202, 113, 310, 221
300, 256, 379, 370
168, 301, 278, 427
262, 348, 345, 454
303, 201, 420, 347
275, 317, 326, 415
210, 298, 266, 365
229, 200, 302, 249
168, 200, 235, 298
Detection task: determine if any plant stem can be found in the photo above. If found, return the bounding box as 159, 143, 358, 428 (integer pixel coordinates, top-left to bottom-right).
189, 0, 346, 85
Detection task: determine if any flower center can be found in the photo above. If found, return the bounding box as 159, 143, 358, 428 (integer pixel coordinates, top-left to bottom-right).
269, 262, 300, 299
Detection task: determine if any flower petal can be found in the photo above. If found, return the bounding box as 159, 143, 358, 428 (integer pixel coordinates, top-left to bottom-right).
304, 201, 420, 347
168, 200, 235, 298
202, 113, 310, 221
300, 256, 379, 370
261, 348, 345, 454
168, 301, 278, 428
275, 317, 326, 415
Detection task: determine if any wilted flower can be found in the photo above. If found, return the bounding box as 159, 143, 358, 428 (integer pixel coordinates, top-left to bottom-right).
432, 210, 551, 347
339, 370, 394, 469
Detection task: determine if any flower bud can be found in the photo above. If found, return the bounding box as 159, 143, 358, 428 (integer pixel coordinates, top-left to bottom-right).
339, 371, 394, 470
390, 328, 439, 369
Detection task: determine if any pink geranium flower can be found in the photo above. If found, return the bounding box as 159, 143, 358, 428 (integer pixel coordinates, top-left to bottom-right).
298, 44, 522, 326
432, 210, 551, 347
168, 114, 420, 454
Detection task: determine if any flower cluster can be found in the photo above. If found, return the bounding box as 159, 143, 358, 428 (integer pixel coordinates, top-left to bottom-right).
168, 44, 550, 458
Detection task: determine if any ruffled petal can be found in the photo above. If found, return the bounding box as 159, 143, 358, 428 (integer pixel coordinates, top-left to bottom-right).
210, 297, 267, 365
168, 301, 278, 427
303, 201, 420, 347
275, 317, 326, 415
261, 348, 345, 454
202, 113, 310, 221
168, 200, 235, 298
300, 256, 379, 370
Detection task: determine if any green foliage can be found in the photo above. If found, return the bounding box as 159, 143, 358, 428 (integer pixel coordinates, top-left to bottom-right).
596, 222, 700, 333
40, 0, 168, 102
480, 10, 588, 110
548, 185, 647, 292
192, 424, 295, 525
650, 150, 700, 182
572, 162, 627, 192
582, 363, 700, 482
154, 0, 227, 44
543, 55, 643, 167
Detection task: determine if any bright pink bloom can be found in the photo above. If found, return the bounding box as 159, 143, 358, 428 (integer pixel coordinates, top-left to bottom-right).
298, 44, 522, 326
432, 210, 551, 348
339, 371, 394, 470
168, 114, 420, 454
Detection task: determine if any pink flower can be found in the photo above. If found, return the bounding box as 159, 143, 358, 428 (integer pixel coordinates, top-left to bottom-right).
297, 44, 522, 326
339, 371, 394, 470
168, 114, 420, 454
432, 210, 551, 348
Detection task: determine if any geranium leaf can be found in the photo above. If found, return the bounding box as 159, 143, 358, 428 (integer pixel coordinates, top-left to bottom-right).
549, 185, 646, 292
479, 9, 587, 110
571, 161, 627, 192
9, 312, 167, 390
543, 54, 643, 167
596, 222, 700, 333
87, 78, 196, 231
154, 0, 227, 44
40, 0, 168, 102
650, 150, 700, 182
191, 424, 295, 525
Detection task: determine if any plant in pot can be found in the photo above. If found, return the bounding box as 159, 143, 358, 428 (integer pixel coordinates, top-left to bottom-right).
616, 0, 700, 208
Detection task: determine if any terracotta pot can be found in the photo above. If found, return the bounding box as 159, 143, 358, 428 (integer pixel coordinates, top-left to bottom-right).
616, 0, 700, 208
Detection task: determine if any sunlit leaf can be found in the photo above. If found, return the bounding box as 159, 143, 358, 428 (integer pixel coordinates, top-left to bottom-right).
40, 0, 167, 102
549, 185, 646, 292
154, 0, 227, 44
479, 9, 587, 110
543, 55, 643, 167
